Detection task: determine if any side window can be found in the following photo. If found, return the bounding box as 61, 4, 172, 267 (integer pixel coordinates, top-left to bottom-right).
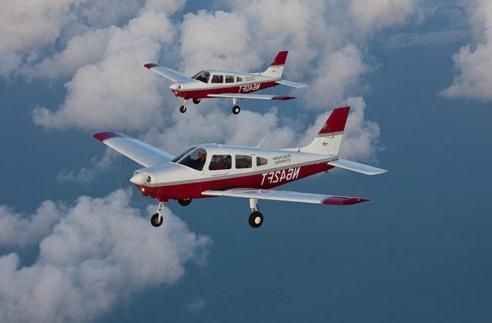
209, 155, 232, 170
236, 76, 243, 82
256, 157, 268, 166
225, 75, 234, 83
211, 74, 224, 83
235, 155, 252, 169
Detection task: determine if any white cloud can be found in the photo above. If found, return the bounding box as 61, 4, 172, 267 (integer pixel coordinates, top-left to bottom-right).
304, 45, 369, 107
56, 149, 117, 184
32, 9, 177, 130
349, 0, 416, 33
442, 0, 492, 101
0, 189, 210, 323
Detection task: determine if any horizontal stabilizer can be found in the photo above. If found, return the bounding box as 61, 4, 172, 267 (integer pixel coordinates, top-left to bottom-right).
93, 132, 174, 167
208, 93, 294, 100
328, 158, 387, 175
144, 63, 192, 83
277, 79, 306, 88
203, 188, 369, 205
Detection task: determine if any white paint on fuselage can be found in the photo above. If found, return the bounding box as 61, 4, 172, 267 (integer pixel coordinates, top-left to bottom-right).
134, 144, 336, 187
176, 70, 277, 92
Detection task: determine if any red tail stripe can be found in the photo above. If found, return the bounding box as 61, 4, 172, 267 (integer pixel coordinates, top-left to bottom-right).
272, 51, 288, 65
318, 106, 350, 135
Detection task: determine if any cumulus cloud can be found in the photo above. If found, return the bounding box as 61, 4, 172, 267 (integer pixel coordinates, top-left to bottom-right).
56, 149, 117, 184
349, 0, 416, 33
32, 8, 178, 130
0, 189, 210, 323
442, 0, 492, 101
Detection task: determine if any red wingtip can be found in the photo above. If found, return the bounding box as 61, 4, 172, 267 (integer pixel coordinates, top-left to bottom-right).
93, 132, 121, 142
318, 106, 350, 135
272, 95, 295, 100
144, 63, 157, 69
272, 51, 288, 65
322, 196, 370, 206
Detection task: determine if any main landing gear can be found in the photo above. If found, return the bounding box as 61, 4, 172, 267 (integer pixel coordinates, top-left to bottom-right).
178, 198, 192, 206
150, 201, 164, 227
248, 198, 263, 228
232, 97, 241, 115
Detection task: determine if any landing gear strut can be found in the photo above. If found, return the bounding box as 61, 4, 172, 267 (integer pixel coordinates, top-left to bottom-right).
150, 201, 164, 227
179, 99, 187, 113
248, 198, 263, 228
178, 198, 192, 206
232, 97, 241, 115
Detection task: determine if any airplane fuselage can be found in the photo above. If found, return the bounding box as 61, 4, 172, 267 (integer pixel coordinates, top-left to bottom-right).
131, 144, 336, 201
171, 71, 279, 99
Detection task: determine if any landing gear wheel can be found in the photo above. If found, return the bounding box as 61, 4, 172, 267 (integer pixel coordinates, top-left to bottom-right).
179, 105, 187, 113
178, 199, 192, 206
232, 105, 241, 115
150, 213, 163, 227
248, 211, 263, 228
193, 98, 201, 104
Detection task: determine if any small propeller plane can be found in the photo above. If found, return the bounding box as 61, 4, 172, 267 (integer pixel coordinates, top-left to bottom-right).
144, 50, 305, 114
94, 106, 387, 229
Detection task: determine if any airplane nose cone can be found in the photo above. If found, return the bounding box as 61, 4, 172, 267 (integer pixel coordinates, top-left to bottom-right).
170, 83, 181, 91
130, 172, 151, 185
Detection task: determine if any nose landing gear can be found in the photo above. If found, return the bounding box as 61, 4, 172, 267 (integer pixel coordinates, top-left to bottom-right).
150, 202, 164, 227
232, 97, 241, 115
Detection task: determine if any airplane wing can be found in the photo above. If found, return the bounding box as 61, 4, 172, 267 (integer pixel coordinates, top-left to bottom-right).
144, 63, 192, 83
207, 93, 295, 100
93, 132, 174, 167
328, 159, 387, 175
203, 188, 369, 205
277, 79, 306, 88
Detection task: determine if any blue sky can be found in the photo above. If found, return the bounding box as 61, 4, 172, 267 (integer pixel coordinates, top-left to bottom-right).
1, 1, 492, 322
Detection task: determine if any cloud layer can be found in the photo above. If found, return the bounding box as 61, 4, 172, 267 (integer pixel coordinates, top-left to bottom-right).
442, 0, 492, 101
0, 189, 210, 323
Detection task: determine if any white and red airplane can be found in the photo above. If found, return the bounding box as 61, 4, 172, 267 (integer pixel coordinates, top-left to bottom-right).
94, 106, 386, 228
144, 50, 305, 114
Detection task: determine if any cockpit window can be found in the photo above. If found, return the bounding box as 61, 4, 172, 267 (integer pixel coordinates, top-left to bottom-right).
172, 147, 195, 163
192, 71, 210, 83
211, 74, 223, 83
174, 148, 207, 171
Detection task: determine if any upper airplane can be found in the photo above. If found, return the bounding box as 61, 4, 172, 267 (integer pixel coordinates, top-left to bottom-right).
94, 106, 387, 229
144, 50, 305, 114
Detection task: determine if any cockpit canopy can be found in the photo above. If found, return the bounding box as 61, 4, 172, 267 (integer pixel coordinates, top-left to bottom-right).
172, 147, 207, 171
192, 70, 210, 83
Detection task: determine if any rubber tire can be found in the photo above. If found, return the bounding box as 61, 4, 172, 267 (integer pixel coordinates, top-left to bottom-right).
178, 199, 192, 206
179, 105, 187, 113
232, 105, 241, 115
150, 213, 163, 227
193, 98, 201, 104
248, 211, 263, 228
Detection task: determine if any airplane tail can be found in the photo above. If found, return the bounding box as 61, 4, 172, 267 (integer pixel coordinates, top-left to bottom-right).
300, 106, 350, 156
261, 51, 288, 78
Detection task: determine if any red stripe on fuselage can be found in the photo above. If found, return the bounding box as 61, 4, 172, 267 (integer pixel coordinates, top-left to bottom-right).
173, 81, 278, 99
135, 162, 334, 201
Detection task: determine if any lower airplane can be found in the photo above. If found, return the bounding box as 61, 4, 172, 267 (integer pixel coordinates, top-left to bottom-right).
144, 50, 305, 114
94, 106, 387, 228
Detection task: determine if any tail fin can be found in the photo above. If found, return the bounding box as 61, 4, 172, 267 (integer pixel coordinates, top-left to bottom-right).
300, 106, 350, 156
262, 51, 288, 78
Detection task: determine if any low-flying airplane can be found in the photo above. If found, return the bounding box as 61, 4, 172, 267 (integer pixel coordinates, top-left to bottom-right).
94, 106, 387, 229
144, 50, 305, 114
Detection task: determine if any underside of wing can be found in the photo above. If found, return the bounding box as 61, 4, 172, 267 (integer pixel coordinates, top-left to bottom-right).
144, 63, 192, 83
207, 93, 295, 100
276, 79, 306, 88
93, 132, 174, 167
203, 188, 369, 205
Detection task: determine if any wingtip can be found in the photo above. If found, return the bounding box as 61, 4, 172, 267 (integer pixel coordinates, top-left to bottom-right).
93, 132, 122, 142
322, 196, 370, 206
144, 63, 157, 69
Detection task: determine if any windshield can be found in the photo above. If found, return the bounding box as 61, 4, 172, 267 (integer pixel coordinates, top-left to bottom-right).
174, 147, 207, 171
192, 70, 210, 83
